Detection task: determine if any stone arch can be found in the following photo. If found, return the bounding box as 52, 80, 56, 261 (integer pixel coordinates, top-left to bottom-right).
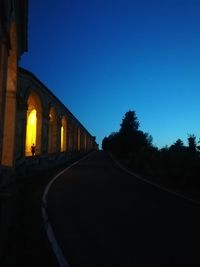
25, 91, 42, 156
61, 116, 67, 152
48, 106, 58, 153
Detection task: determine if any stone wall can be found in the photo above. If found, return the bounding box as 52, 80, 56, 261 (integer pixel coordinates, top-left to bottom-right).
14, 68, 97, 175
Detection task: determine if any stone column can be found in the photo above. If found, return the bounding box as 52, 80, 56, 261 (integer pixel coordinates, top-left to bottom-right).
80, 130, 84, 151
0, 41, 8, 164
74, 124, 78, 151
80, 130, 83, 151
68, 120, 73, 151
36, 112, 42, 155
57, 116, 61, 153
15, 98, 27, 160
2, 23, 18, 167
84, 134, 87, 151
41, 110, 50, 155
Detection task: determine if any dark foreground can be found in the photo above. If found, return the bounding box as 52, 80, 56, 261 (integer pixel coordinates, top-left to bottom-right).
46, 151, 200, 267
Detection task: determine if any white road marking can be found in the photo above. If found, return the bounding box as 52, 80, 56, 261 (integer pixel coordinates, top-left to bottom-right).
110, 153, 200, 206
41, 152, 96, 267
42, 150, 200, 267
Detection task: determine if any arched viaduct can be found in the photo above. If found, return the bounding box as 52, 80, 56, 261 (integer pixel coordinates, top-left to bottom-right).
0, 0, 97, 183
15, 68, 97, 175
0, 1, 97, 259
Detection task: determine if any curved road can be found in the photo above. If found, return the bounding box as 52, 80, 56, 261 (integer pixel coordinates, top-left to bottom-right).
47, 151, 200, 267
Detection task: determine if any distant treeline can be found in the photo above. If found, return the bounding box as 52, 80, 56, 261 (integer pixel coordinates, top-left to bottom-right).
102, 110, 200, 190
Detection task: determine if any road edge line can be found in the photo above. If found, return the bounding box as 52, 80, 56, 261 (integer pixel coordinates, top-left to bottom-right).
110, 153, 200, 206
41, 152, 96, 267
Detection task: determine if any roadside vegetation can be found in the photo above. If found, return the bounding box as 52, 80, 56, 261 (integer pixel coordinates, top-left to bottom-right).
102, 110, 200, 193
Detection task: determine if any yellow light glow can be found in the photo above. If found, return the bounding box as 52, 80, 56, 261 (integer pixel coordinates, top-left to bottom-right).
61, 126, 64, 152
25, 109, 37, 156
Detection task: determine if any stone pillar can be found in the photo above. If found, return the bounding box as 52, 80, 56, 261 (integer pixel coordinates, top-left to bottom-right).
57, 117, 61, 153
36, 112, 42, 155
84, 134, 87, 151
0, 41, 8, 164
80, 130, 83, 151
41, 110, 50, 155
15, 98, 27, 160
73, 124, 78, 151
2, 23, 18, 167
80, 130, 85, 151
48, 108, 58, 154
68, 120, 74, 151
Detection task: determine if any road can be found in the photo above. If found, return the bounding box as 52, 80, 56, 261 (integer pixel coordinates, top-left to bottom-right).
47, 151, 200, 267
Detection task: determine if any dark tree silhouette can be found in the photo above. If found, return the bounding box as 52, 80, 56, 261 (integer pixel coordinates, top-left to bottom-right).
169, 139, 185, 152
119, 110, 139, 134
188, 134, 197, 153
102, 110, 153, 160
101, 110, 200, 191
102, 137, 108, 150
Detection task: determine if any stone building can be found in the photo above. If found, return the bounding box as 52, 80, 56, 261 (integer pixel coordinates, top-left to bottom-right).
0, 0, 97, 185
0, 0, 97, 261
0, 0, 28, 261
0, 0, 28, 183
15, 68, 97, 176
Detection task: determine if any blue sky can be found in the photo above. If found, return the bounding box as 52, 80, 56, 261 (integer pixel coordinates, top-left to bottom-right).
20, 0, 200, 148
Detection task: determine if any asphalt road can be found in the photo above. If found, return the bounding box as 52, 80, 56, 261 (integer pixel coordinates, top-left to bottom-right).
47, 151, 200, 267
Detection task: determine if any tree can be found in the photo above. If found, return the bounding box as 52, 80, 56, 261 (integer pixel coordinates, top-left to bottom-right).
102, 132, 120, 153
188, 134, 197, 153
102, 110, 153, 158
169, 139, 185, 152
102, 136, 108, 150
144, 133, 153, 147
119, 110, 139, 134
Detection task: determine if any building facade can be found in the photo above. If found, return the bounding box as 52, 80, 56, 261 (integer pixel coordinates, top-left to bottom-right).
15, 68, 97, 176
0, 0, 97, 185
0, 1, 97, 262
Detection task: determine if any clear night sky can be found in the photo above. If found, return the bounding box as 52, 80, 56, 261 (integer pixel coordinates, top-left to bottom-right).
20, 0, 200, 148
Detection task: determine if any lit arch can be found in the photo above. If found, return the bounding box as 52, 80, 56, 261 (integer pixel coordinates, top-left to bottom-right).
26, 109, 37, 151
61, 116, 67, 152
25, 92, 42, 156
